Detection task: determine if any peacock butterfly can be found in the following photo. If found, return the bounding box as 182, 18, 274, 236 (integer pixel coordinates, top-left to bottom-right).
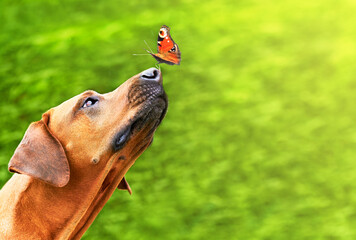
146, 25, 181, 65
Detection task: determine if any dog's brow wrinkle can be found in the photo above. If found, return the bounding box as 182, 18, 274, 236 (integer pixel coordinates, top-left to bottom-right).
82, 90, 96, 97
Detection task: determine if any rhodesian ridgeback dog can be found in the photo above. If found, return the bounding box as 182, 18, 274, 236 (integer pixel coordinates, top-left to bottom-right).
0, 68, 167, 239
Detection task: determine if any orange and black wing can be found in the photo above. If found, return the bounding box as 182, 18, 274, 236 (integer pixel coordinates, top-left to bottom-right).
148, 25, 181, 65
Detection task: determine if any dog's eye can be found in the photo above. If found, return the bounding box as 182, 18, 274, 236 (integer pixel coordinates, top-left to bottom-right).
82, 97, 98, 108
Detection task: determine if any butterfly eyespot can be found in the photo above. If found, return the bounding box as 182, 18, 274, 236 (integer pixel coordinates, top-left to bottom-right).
170, 46, 176, 52
159, 28, 167, 38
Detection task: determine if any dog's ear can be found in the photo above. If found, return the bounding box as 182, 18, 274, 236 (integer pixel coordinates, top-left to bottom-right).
8, 112, 70, 187
117, 177, 132, 195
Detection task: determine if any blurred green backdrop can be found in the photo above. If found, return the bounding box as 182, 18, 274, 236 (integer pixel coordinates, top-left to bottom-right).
1, 0, 356, 239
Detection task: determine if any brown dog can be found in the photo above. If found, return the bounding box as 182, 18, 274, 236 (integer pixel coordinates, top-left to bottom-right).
0, 68, 167, 239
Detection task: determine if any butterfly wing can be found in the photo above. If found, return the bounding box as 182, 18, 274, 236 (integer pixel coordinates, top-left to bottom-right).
151, 25, 181, 65
147, 46, 181, 65
147, 51, 179, 65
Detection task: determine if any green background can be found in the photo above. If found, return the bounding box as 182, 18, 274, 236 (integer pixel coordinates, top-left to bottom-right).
1, 0, 356, 239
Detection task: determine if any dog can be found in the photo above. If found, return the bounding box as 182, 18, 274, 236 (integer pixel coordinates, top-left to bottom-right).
0, 68, 167, 239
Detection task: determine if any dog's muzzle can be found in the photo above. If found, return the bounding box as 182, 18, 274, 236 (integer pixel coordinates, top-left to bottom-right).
129, 67, 167, 124
113, 68, 168, 152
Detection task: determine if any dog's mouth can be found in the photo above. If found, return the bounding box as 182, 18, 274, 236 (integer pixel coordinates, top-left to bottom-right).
128, 80, 167, 131
112, 70, 168, 153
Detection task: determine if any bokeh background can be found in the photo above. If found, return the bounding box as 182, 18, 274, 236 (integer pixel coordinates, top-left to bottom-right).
1, 0, 356, 239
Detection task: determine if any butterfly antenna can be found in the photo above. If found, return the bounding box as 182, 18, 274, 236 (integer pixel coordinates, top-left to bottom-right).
144, 40, 154, 53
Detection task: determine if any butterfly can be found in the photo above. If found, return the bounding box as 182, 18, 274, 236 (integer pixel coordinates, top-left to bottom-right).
146, 25, 181, 65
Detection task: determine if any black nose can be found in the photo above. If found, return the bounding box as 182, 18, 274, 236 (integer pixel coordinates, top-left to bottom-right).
140, 68, 162, 83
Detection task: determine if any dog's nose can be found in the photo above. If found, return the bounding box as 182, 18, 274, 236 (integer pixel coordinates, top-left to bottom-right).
140, 68, 162, 83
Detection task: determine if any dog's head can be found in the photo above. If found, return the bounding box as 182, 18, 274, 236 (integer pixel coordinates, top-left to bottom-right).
8, 68, 167, 191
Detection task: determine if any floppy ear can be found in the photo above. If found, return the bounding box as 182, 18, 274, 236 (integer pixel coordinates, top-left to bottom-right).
8, 113, 70, 187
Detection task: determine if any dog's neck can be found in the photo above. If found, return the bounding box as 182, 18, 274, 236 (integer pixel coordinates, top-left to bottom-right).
0, 159, 133, 240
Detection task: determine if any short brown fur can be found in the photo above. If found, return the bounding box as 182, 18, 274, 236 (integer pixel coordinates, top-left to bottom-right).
0, 69, 167, 239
